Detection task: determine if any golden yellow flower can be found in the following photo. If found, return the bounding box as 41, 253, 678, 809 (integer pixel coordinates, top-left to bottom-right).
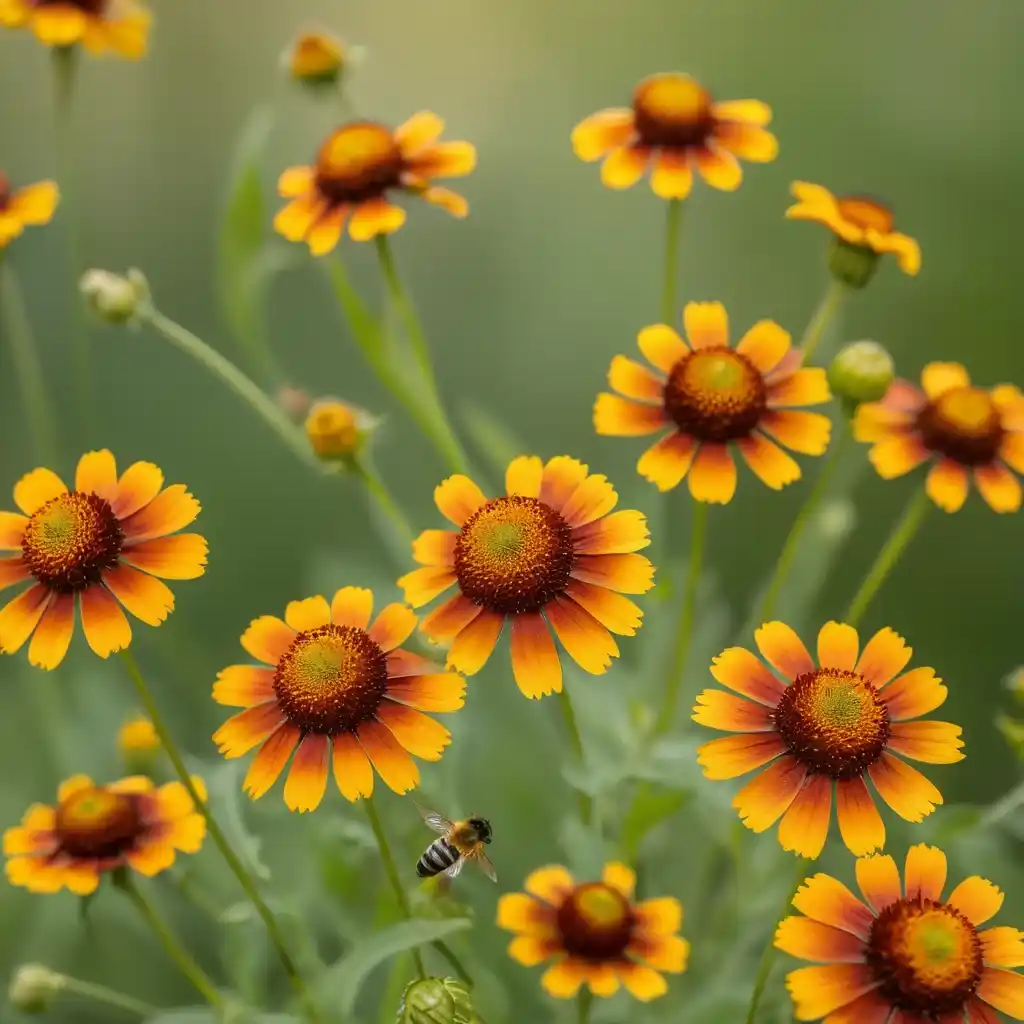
0, 0, 150, 57
118, 716, 158, 754
0, 173, 59, 250
274, 114, 476, 254
305, 399, 361, 460
572, 72, 777, 198
287, 29, 345, 84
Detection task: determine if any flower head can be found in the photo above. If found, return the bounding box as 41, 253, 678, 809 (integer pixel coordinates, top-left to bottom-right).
3, 773, 206, 895
273, 114, 476, 254
305, 399, 363, 461
854, 363, 1024, 514
776, 844, 1024, 1023
8, 964, 63, 1014
498, 862, 688, 1002
0, 450, 207, 668
0, 173, 59, 250
212, 588, 465, 811
286, 29, 345, 85
786, 182, 921, 285
398, 456, 654, 699
571, 73, 777, 198
694, 621, 964, 858
828, 341, 895, 409
397, 977, 475, 1024
79, 268, 149, 325
0, 0, 150, 58
118, 716, 158, 754
595, 302, 832, 503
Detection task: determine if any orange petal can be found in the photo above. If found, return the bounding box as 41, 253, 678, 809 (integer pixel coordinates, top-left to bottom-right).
774, 916, 867, 963
332, 731, 374, 801
284, 595, 331, 632
398, 566, 457, 608
420, 186, 468, 218
760, 411, 832, 457
855, 853, 901, 913
368, 603, 417, 652
308, 207, 348, 256
0, 512, 28, 551
883, 665, 948, 720
714, 122, 778, 162
921, 362, 970, 400
887, 721, 964, 764
692, 689, 774, 732
683, 301, 729, 350
497, 891, 557, 934
384, 673, 466, 712
969, 995, 1009, 1024
638, 323, 688, 373
408, 141, 477, 180
326, 587, 373, 631
75, 449, 118, 500
784, 965, 879, 1021
768, 368, 831, 408
348, 198, 406, 241
584, 962, 623, 996
593, 393, 668, 437
395, 111, 444, 153
602, 861, 635, 899
712, 99, 773, 126
868, 753, 942, 823
283, 733, 330, 812
638, 432, 697, 492
817, 622, 859, 671
507, 935, 560, 966
9, 180, 60, 223
121, 485, 201, 542
710, 646, 786, 705
1000, 433, 1024, 474
541, 958, 587, 999
755, 621, 814, 681
735, 320, 790, 374
525, 865, 575, 905
540, 456, 588, 512
571, 553, 655, 595
0, 583, 49, 653
79, 585, 132, 657
560, 473, 618, 528
696, 733, 788, 780
278, 165, 315, 197
13, 467, 67, 516
244, 725, 300, 800
868, 434, 931, 478
111, 461, 164, 519
240, 615, 295, 665
375, 702, 451, 761
634, 897, 682, 938
855, 627, 912, 688
357, 719, 420, 794
609, 355, 664, 403
505, 455, 543, 498
126, 839, 176, 878
564, 580, 643, 636
977, 969, 1024, 1019
213, 702, 286, 758
738, 433, 802, 491
650, 150, 693, 200
273, 195, 324, 241
122, 535, 208, 580
975, 462, 1023, 514
386, 650, 439, 677
853, 402, 915, 443
792, 874, 874, 937
778, 774, 833, 859
434, 474, 487, 527
947, 876, 1004, 926
447, 608, 503, 675
688, 443, 736, 503
835, 777, 885, 857
419, 593, 483, 642
616, 961, 668, 1001
732, 755, 807, 832
546, 595, 618, 675
927, 458, 970, 513
509, 611, 562, 698
571, 109, 635, 161
904, 843, 947, 902
0, 558, 30, 591
27, 593, 75, 670
693, 146, 742, 191
600, 146, 649, 189
104, 564, 174, 626
573, 509, 650, 555
980, 928, 1024, 969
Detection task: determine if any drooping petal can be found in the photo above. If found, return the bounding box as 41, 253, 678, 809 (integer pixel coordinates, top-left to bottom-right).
593, 394, 669, 436
760, 411, 832, 456
541, 958, 587, 999
384, 673, 466, 713
637, 432, 697, 492
855, 854, 901, 913
376, 702, 450, 761
75, 449, 118, 500
778, 774, 832, 859
688, 443, 737, 503
968, 995, 1006, 1024
714, 122, 779, 161
755, 621, 814, 681
683, 301, 729, 350
792, 875, 874, 937
13, 467, 67, 516
835, 777, 885, 856
608, 355, 665, 403
855, 627, 912, 689
571, 553, 655, 594
976, 969, 1024, 1019
650, 150, 694, 200
710, 646, 786, 705
975, 462, 1023, 514
509, 611, 563, 698
696, 733, 788, 780
926, 459, 970, 513
693, 146, 742, 191
0, 560, 30, 591
79, 586, 132, 657
420, 187, 469, 217
386, 650, 438, 678
419, 594, 483, 641
505, 455, 544, 498
774, 917, 868, 963
869, 434, 931, 479
357, 720, 420, 794
214, 703, 287, 758
881, 667, 946, 720
564, 580, 643, 636
732, 756, 807, 832
306, 206, 349, 256
240, 615, 295, 665
615, 961, 668, 1002
637, 324, 689, 374
446, 609, 504, 675
368, 603, 418, 652
904, 844, 947, 902
692, 689, 774, 732
104, 564, 174, 626
434, 474, 487, 527
820, 990, 893, 1024
122, 535, 208, 580
738, 433, 802, 490
921, 362, 970, 400
0, 583, 49, 653
330, 586, 374, 629
600, 145, 650, 189
283, 733, 330, 812
348, 198, 406, 241
887, 721, 964, 764
397, 566, 457, 608
570, 109, 635, 160
868, 753, 942, 823
545, 596, 618, 675
284, 595, 331, 632
332, 732, 374, 802
27, 593, 75, 670
947, 876, 1004, 927
243, 725, 300, 800
784, 964, 878, 1021
572, 509, 650, 555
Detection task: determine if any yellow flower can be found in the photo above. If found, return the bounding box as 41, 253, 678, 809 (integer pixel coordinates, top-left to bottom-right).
854, 363, 1024, 513
0, 173, 59, 250
305, 399, 361, 460
118, 716, 158, 754
274, 113, 476, 254
287, 29, 345, 84
594, 302, 832, 503
497, 862, 688, 1002
398, 456, 654, 699
694, 621, 964, 859
571, 72, 777, 198
3, 773, 206, 895
0, 0, 150, 58
776, 844, 1024, 1022
212, 587, 465, 811
786, 182, 921, 277
0, 450, 207, 668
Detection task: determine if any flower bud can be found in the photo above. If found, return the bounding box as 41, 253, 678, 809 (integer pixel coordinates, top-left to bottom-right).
285, 30, 346, 87
828, 341, 895, 410
828, 238, 880, 290
9, 964, 63, 1015
997, 714, 1024, 759
118, 715, 160, 774
305, 399, 365, 462
277, 385, 313, 423
1005, 666, 1024, 699
397, 977, 475, 1024
80, 268, 150, 325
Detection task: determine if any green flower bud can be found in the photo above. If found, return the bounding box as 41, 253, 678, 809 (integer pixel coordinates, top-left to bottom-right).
9, 964, 63, 1015
828, 341, 895, 411
80, 268, 150, 325
397, 977, 475, 1024
828, 237, 880, 290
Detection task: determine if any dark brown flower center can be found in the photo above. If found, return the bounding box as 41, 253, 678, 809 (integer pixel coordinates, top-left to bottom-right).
453, 496, 574, 615
315, 122, 404, 205
632, 73, 715, 149
55, 787, 143, 859
836, 197, 894, 234
916, 387, 1004, 466
31, 0, 107, 11
557, 883, 635, 961
273, 624, 388, 734
664, 348, 767, 442
867, 899, 983, 1016
773, 669, 890, 779
22, 491, 124, 593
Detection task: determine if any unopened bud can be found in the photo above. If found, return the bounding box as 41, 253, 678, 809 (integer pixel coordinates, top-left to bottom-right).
277, 385, 313, 423
9, 964, 63, 1015
997, 714, 1024, 759
118, 716, 160, 774
1005, 667, 1024, 699
827, 238, 880, 290
828, 341, 895, 410
397, 977, 475, 1024
305, 399, 366, 462
284, 30, 347, 87
80, 268, 150, 325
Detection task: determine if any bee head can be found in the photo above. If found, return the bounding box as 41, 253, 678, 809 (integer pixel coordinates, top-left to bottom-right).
468, 817, 492, 843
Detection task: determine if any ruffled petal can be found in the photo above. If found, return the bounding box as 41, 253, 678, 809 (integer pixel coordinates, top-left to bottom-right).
712, 99, 773, 125
541, 958, 587, 999
714, 121, 778, 162
696, 733, 788, 780
560, 473, 618, 528
277, 166, 315, 197
855, 627, 912, 689
240, 615, 295, 665
615, 961, 668, 1002
420, 186, 468, 218
122, 535, 208, 580
881, 667, 946, 721
602, 862, 635, 899
688, 443, 736, 504
394, 111, 444, 153
637, 323, 689, 374
637, 432, 698, 492
710, 646, 786, 705
329, 587, 373, 629
792, 875, 874, 937
821, 990, 893, 1024
868, 753, 942, 823
634, 897, 683, 938
446, 609, 503, 675
0, 512, 28, 551
755, 621, 814, 681
732, 755, 807, 832
408, 141, 477, 180
593, 394, 669, 436
853, 402, 915, 443
904, 843, 947, 902
505, 455, 544, 498
774, 916, 868, 963
509, 611, 562, 698
948, 876, 1004, 927
816, 621, 859, 671
121, 485, 201, 542
835, 777, 885, 856
368, 603, 418, 652
497, 891, 557, 933
282, 733, 330, 812
398, 566, 457, 608
75, 449, 118, 500
434, 475, 487, 527
855, 854, 901, 913
980, 928, 1024, 968
868, 434, 931, 479
778, 774, 833, 859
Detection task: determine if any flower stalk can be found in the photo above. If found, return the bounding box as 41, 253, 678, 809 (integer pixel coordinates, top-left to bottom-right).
798, 279, 846, 362
660, 199, 684, 324
557, 687, 593, 825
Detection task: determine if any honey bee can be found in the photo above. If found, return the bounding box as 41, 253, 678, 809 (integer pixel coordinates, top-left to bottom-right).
415, 804, 497, 883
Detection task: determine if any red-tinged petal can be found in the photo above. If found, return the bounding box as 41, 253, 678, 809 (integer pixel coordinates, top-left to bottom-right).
692, 689, 774, 732
408, 141, 476, 180
687, 443, 736, 503
714, 121, 778, 162
386, 649, 442, 678
637, 323, 689, 374
927, 459, 970, 513
546, 596, 618, 675
357, 720, 420, 794
122, 535, 208, 580
921, 362, 970, 400
696, 733, 788, 780
683, 301, 729, 350
240, 615, 295, 666
330, 586, 373, 628
634, 897, 683, 938
855, 627, 912, 689
283, 733, 329, 812
13, 467, 67, 516
821, 990, 893, 1024
710, 646, 786, 705
564, 579, 643, 636
419, 594, 483, 642
593, 393, 668, 436
774, 916, 867, 963
434, 475, 487, 527
768, 368, 831, 408
571, 108, 635, 161
948, 876, 1004, 927
693, 146, 742, 191
881, 667, 946, 720
736, 319, 790, 373
509, 611, 562, 698
835, 777, 885, 857
904, 844, 947, 902
214, 703, 286, 758
778, 774, 832, 859
572, 509, 650, 555
975, 462, 1023, 514
0, 583, 49, 653
738, 433, 802, 491
816, 621, 859, 671
560, 472, 618, 528
855, 854, 901, 913
75, 449, 117, 500
394, 111, 444, 153
968, 995, 1006, 1024
980, 928, 1024, 968
650, 149, 693, 200
384, 673, 465, 713
27, 593, 75, 670
79, 586, 132, 657
853, 402, 915, 443
348, 198, 406, 241
600, 145, 649, 189
755, 621, 814, 681
0, 512, 28, 551
976, 968, 1024, 1019
732, 756, 807, 832
571, 553, 655, 594
121, 485, 201, 542
887, 721, 964, 764
868, 753, 942, 823
332, 731, 374, 802
212, 665, 275, 708
368, 603, 417, 652
243, 725, 300, 800
0, 558, 30, 591
868, 435, 931, 479
761, 410, 832, 456
397, 566, 457, 608
539, 456, 589, 512
104, 564, 174, 627
792, 875, 874, 937
784, 964, 877, 1021
446, 609, 503, 675
608, 355, 664, 403
638, 432, 697, 492
376, 702, 451, 761
505, 455, 543, 498
111, 461, 164, 519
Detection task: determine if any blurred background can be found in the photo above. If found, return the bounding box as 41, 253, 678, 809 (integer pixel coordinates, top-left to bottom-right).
2, 0, 1024, 1021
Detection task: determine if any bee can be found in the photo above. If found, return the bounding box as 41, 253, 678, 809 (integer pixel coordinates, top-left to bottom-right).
415, 804, 497, 883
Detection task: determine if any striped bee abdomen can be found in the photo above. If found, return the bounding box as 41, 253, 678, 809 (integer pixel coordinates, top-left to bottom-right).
417, 837, 460, 877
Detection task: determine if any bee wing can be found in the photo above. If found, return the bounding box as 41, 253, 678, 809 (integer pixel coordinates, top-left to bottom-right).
444, 857, 466, 880
469, 848, 498, 884
414, 802, 453, 835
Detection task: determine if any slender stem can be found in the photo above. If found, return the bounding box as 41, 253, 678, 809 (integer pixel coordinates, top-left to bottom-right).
118, 650, 322, 1022
120, 875, 224, 1011
59, 975, 162, 1018
757, 425, 849, 622
433, 941, 473, 987
0, 261, 59, 464
577, 988, 593, 1024
660, 199, 684, 324
351, 457, 414, 546
655, 502, 709, 735
743, 857, 807, 1024
799, 279, 846, 363
980, 777, 1024, 829
139, 306, 321, 471
557, 687, 593, 826
845, 485, 930, 628
364, 794, 427, 979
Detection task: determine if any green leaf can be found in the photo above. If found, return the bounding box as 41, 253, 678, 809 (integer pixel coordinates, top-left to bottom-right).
317, 917, 473, 1017
199, 760, 271, 881
619, 783, 689, 863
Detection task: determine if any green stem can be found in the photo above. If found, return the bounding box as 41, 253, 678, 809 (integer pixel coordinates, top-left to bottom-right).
799, 279, 846, 363
139, 306, 321, 471
654, 502, 708, 735
351, 457, 414, 545
364, 793, 427, 979
433, 940, 473, 987
577, 988, 593, 1024
0, 261, 59, 464
757, 425, 849, 622
660, 198, 684, 324
119, 874, 224, 1012
59, 975, 162, 1018
743, 857, 807, 1024
118, 650, 322, 1022
557, 687, 593, 826
845, 485, 929, 628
